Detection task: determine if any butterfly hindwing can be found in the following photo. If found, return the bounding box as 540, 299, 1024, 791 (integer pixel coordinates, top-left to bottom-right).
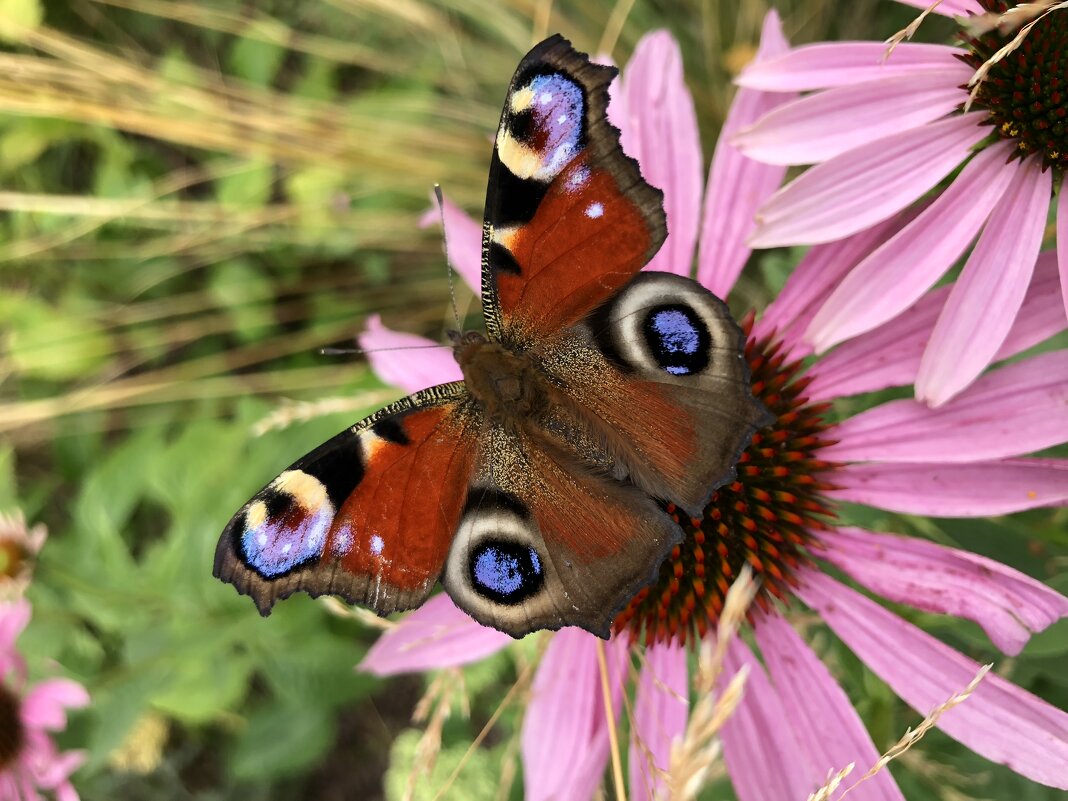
214, 383, 481, 616
547, 271, 773, 515
481, 35, 666, 343
441, 423, 682, 637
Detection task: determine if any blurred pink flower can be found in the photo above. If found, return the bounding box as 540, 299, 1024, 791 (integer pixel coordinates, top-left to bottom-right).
733, 0, 1067, 407
0, 513, 47, 601
0, 600, 89, 801
359, 16, 1068, 801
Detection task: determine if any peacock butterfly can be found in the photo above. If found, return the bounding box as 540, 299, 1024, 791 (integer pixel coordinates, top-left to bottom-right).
214, 35, 769, 638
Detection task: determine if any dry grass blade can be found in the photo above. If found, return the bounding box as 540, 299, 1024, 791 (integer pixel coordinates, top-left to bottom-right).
965, 2, 1068, 110
251, 390, 401, 435
319, 596, 398, 629
806, 664, 993, 801
884, 0, 947, 57
664, 568, 758, 801
404, 669, 469, 801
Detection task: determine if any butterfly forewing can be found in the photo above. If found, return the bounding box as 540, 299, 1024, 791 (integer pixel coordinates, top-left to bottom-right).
480, 34, 666, 345
214, 384, 480, 616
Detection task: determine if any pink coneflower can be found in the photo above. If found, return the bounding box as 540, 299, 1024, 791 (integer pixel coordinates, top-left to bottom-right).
358, 17, 1068, 800
0, 600, 89, 801
0, 513, 47, 601
733, 0, 1067, 407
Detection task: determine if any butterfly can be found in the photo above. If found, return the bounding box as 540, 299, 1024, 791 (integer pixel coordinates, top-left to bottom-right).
214, 34, 770, 639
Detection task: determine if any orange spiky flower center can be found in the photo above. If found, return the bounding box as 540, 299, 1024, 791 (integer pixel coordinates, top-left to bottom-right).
615, 314, 839, 647
960, 0, 1068, 172
0, 682, 24, 771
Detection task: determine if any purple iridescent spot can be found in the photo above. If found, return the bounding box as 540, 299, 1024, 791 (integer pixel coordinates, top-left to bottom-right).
525, 73, 584, 177
242, 503, 330, 577
470, 542, 544, 603
643, 306, 710, 376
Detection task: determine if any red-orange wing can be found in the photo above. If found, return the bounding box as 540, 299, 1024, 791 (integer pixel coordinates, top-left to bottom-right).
480, 35, 666, 344
214, 383, 482, 616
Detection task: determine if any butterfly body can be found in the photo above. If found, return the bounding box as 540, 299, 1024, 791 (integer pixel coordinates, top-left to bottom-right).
214, 35, 770, 638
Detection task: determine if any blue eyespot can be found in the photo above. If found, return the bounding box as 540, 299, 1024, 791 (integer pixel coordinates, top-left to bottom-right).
241, 496, 330, 577
470, 541, 545, 605
642, 305, 710, 376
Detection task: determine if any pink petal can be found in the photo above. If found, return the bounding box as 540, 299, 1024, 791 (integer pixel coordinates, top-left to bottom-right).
630, 641, 689, 801
737, 42, 966, 92
697, 10, 792, 298
35, 750, 87, 789
824, 350, 1068, 463
798, 570, 1068, 789
892, 0, 985, 15
418, 194, 482, 292
755, 211, 914, 352
56, 782, 82, 801
818, 526, 1068, 656
734, 70, 968, 166
620, 31, 703, 276
997, 250, 1068, 356
522, 630, 628, 801
804, 141, 1016, 351
750, 114, 987, 248
20, 679, 90, 731
1059, 174, 1068, 320
0, 598, 32, 655
807, 251, 1066, 400
720, 637, 817, 801
917, 158, 1051, 406
831, 458, 1068, 516
357, 314, 460, 395
754, 614, 906, 801
357, 594, 511, 676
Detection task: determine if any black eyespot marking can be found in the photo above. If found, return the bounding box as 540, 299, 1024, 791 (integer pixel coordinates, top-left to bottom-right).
301, 441, 365, 509
469, 540, 544, 605
488, 241, 522, 275
372, 418, 409, 446
642, 304, 711, 376
489, 165, 550, 226
462, 488, 529, 519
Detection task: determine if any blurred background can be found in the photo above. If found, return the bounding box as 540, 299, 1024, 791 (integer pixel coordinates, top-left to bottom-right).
1, 0, 1065, 799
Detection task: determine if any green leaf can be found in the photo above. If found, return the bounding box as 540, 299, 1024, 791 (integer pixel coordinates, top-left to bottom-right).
0, 0, 41, 43
385, 729, 503, 801
230, 700, 336, 780
228, 36, 286, 87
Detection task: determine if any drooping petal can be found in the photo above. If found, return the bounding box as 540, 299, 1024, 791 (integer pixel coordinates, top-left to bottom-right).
892, 0, 985, 16
522, 630, 628, 801
358, 314, 460, 395
697, 10, 792, 298
754, 614, 906, 801
34, 749, 87, 789
418, 194, 483, 292
0, 598, 31, 654
720, 637, 817, 801
831, 459, 1068, 516
736, 42, 966, 91
619, 31, 703, 276
750, 114, 988, 248
755, 211, 912, 353
806, 251, 1066, 400
917, 158, 1051, 406
817, 526, 1068, 656
630, 641, 689, 801
1058, 174, 1068, 319
824, 350, 1068, 463
804, 141, 1015, 351
734, 70, 968, 166
358, 594, 511, 675
798, 571, 1068, 789
19, 679, 90, 731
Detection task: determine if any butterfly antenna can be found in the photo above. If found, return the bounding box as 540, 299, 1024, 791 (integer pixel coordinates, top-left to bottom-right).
320, 344, 450, 356
434, 184, 464, 333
